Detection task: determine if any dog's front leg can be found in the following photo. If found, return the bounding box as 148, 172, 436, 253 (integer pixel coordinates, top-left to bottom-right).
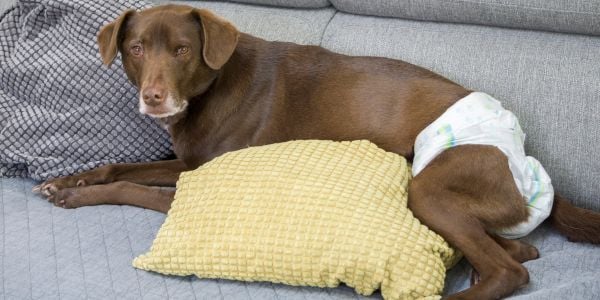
48, 181, 176, 213
34, 159, 188, 207
34, 159, 187, 190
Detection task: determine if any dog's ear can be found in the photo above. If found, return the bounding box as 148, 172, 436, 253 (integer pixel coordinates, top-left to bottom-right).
97, 9, 135, 66
192, 9, 239, 70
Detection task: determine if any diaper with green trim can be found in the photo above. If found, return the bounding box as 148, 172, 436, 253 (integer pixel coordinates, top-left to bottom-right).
412, 92, 554, 239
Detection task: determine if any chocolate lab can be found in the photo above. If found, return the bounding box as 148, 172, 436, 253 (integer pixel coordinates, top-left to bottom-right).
34, 5, 600, 299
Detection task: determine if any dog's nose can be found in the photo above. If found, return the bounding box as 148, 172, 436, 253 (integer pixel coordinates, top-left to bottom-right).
142, 86, 166, 107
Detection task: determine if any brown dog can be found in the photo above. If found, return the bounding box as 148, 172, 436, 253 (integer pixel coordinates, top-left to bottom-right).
34, 5, 600, 299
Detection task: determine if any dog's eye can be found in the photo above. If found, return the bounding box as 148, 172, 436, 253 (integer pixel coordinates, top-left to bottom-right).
130, 45, 143, 57
176, 46, 189, 56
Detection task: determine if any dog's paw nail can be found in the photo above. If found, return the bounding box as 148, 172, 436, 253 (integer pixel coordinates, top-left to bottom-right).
59, 200, 65, 204
76, 179, 86, 187
42, 185, 58, 196
470, 269, 481, 286
32, 185, 42, 193
42, 188, 52, 197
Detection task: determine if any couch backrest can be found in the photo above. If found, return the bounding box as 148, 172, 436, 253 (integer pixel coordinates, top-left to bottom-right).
320, 12, 600, 210
184, 0, 600, 36
329, 0, 600, 36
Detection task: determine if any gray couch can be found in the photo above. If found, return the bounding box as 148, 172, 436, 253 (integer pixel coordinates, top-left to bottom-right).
2, 0, 599, 299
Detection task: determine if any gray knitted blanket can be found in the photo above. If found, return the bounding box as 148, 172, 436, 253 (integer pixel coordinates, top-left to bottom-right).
0, 0, 172, 180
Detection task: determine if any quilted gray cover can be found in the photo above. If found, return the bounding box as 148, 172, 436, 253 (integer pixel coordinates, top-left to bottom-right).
0, 0, 172, 180
1, 177, 382, 300
2, 177, 600, 300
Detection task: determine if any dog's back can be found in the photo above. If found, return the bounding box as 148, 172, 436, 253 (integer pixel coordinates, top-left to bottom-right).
174, 33, 470, 162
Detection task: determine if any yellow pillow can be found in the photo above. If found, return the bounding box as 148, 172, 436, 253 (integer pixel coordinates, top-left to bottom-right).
133, 140, 460, 299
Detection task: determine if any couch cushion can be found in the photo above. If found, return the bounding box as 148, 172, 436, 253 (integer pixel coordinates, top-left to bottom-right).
169, 1, 335, 45
322, 13, 600, 211
5, 176, 597, 299
329, 0, 600, 36
443, 224, 600, 298
3, 177, 383, 300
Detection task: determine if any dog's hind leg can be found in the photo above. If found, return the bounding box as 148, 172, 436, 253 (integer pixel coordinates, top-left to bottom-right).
409, 187, 529, 299
408, 145, 533, 299
490, 234, 539, 263
469, 234, 540, 286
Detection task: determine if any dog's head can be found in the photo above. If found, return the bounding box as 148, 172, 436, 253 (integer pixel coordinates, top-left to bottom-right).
97, 5, 239, 118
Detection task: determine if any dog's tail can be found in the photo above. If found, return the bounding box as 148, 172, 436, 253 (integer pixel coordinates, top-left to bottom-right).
549, 193, 600, 244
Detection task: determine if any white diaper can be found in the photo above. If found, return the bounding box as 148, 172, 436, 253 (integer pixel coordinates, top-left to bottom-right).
412, 92, 554, 239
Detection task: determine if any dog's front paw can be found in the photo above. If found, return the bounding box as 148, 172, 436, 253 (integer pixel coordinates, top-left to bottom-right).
33, 175, 88, 201
40, 185, 103, 209
51, 187, 86, 209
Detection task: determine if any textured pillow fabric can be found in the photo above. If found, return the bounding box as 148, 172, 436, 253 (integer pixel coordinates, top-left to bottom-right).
0, 0, 173, 180
133, 140, 460, 299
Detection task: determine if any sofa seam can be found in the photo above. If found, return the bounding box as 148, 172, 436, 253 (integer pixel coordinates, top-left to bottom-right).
319, 10, 337, 47
1, 177, 4, 300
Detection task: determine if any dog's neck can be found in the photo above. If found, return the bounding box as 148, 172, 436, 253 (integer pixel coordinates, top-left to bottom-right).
166, 34, 275, 167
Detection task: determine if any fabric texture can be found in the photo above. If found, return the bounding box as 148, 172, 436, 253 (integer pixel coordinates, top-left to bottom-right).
413, 92, 553, 239
133, 140, 460, 300
329, 0, 600, 36
322, 13, 600, 211
0, 0, 173, 180
3, 176, 600, 299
